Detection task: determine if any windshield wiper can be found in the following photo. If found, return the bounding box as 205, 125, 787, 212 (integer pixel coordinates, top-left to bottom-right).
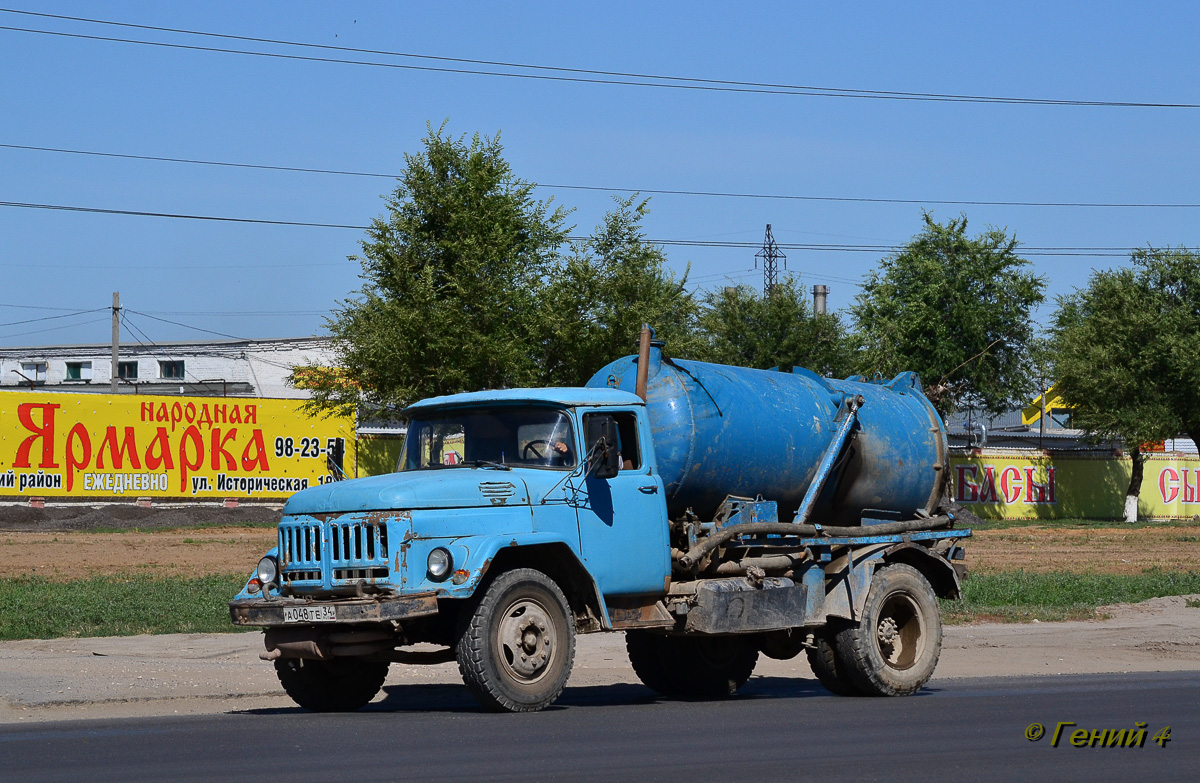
472, 459, 512, 471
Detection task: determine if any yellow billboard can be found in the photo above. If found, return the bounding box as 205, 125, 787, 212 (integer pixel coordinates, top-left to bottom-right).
0, 391, 355, 499
951, 450, 1200, 520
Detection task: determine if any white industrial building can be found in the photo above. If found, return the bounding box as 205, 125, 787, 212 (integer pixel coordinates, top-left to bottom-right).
0, 337, 334, 398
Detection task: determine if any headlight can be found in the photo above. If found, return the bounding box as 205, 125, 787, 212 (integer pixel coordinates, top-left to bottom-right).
427, 548, 452, 581
256, 556, 279, 585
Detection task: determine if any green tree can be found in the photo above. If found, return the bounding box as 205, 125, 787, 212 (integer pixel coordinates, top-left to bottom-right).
300, 125, 569, 416
1129, 247, 1200, 448
539, 196, 700, 386
851, 213, 1045, 417
697, 276, 854, 376
1051, 248, 1200, 521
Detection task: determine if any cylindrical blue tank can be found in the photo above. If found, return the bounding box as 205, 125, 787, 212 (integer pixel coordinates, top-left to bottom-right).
586, 345, 948, 524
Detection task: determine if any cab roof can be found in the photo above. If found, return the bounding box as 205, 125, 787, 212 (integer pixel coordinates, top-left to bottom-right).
403, 387, 643, 416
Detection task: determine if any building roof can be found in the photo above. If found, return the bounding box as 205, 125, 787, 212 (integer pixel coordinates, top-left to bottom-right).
0, 336, 328, 357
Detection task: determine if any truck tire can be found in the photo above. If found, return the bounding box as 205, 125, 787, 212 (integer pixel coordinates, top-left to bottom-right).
626, 632, 758, 698
274, 657, 389, 712
455, 568, 575, 713
833, 563, 942, 697
806, 625, 862, 696
625, 631, 675, 695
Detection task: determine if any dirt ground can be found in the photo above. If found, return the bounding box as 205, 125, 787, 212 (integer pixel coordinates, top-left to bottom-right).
0, 526, 275, 579
1, 512, 1199, 579
0, 503, 280, 579
966, 522, 1200, 574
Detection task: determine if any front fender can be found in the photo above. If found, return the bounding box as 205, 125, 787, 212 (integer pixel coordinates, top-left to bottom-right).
409, 533, 611, 630
232, 546, 279, 600
412, 532, 589, 597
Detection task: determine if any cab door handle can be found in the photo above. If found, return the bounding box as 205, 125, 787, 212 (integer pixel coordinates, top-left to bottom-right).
638, 485, 659, 494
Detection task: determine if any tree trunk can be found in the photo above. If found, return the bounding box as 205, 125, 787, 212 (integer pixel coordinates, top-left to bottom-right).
1124, 446, 1144, 524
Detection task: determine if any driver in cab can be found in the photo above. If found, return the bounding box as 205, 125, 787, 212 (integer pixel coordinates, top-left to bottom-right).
547, 437, 574, 466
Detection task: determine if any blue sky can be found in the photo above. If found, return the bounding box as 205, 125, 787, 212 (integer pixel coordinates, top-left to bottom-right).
2, 1, 1198, 347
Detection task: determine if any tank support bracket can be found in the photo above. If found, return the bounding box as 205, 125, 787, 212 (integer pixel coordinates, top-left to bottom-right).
793, 394, 863, 526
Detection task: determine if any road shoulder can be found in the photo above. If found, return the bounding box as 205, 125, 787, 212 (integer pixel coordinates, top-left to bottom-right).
2, 594, 1197, 724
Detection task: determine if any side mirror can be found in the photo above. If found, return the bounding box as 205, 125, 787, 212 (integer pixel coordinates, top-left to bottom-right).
585, 415, 620, 480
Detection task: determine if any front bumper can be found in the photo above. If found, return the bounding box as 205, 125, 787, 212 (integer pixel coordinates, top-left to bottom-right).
229, 592, 439, 627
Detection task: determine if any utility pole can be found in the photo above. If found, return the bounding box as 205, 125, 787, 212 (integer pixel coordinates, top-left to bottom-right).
110, 292, 120, 393
812, 284, 828, 315
1039, 377, 1047, 449
754, 224, 786, 295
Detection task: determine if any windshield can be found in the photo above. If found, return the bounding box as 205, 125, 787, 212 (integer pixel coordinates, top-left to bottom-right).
399, 407, 577, 471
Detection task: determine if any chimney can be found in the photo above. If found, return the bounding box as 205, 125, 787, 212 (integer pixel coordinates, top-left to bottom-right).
812, 284, 828, 315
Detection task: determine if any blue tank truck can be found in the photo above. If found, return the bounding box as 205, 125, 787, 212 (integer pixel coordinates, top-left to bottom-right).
229, 328, 971, 712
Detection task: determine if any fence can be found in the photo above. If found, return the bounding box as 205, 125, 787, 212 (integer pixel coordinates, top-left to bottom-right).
950, 449, 1200, 520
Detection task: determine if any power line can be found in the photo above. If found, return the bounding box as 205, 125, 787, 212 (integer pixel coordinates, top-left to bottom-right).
0, 315, 109, 340
641, 238, 1141, 257
124, 309, 249, 341
6, 22, 968, 103
143, 309, 327, 316
0, 142, 397, 179
0, 306, 324, 317
0, 199, 364, 229
0, 301, 107, 312
1, 9, 1197, 109
0, 307, 106, 328
120, 311, 240, 392
0, 198, 1175, 257
691, 268, 865, 286
538, 182, 1200, 210
6, 140, 1200, 210
0, 260, 348, 270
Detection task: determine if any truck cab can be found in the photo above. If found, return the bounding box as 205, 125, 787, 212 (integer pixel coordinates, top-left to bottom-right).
231, 388, 677, 711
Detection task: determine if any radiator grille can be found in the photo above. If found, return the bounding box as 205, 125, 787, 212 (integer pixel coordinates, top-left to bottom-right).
329, 521, 387, 563
278, 517, 391, 587
280, 523, 322, 569
333, 568, 390, 580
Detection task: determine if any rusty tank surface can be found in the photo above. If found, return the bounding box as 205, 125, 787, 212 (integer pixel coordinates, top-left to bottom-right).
586, 342, 947, 524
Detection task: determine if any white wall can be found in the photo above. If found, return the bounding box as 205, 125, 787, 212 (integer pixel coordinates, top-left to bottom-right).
0, 338, 336, 398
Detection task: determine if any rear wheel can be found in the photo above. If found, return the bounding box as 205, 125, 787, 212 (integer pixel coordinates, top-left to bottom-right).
274, 657, 389, 712
834, 564, 942, 696
806, 625, 862, 696
455, 568, 575, 713
626, 632, 758, 698
625, 631, 675, 695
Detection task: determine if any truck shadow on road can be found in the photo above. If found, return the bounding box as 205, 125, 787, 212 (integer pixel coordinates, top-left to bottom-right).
234, 676, 836, 716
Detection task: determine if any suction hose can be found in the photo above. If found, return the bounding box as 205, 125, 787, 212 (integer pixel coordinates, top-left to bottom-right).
675, 514, 954, 570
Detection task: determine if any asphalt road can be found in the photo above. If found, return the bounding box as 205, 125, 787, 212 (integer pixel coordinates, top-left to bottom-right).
2, 671, 1195, 782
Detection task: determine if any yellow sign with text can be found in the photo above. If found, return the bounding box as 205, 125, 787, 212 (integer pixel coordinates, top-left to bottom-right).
950, 450, 1200, 520
0, 391, 355, 499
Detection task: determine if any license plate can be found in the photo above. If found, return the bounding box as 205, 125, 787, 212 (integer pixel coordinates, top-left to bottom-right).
283, 605, 336, 623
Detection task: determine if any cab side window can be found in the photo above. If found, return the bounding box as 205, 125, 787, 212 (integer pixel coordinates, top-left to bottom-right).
582, 411, 642, 472
613, 412, 640, 470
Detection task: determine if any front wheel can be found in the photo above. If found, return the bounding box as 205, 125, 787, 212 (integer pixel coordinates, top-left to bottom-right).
834, 563, 942, 696
455, 568, 575, 713
274, 657, 389, 712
